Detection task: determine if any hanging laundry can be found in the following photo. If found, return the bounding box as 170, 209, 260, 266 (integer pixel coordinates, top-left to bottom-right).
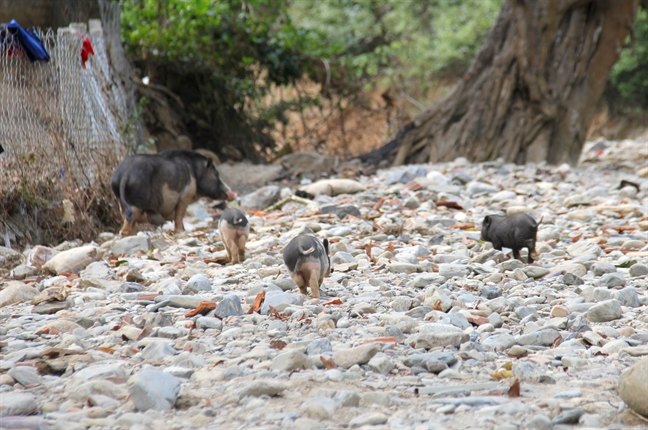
81, 35, 94, 68
0, 20, 50, 62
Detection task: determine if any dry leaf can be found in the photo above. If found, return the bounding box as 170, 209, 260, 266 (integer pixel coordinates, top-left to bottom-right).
96, 347, 116, 354
552, 335, 563, 348
433, 301, 443, 311
323, 297, 343, 306
449, 223, 475, 230
270, 340, 287, 350
247, 291, 266, 314
508, 379, 521, 397
320, 356, 337, 369
490, 369, 514, 380
571, 233, 583, 242
435, 201, 463, 210
185, 301, 217, 318
372, 197, 386, 211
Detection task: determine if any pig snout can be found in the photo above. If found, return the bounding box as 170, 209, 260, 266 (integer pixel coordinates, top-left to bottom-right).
226, 190, 237, 201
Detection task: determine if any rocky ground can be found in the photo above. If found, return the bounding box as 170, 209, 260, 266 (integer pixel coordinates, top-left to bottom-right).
0, 137, 647, 430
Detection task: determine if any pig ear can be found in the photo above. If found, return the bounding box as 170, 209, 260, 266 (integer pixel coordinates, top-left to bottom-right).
483, 216, 491, 228
205, 158, 214, 169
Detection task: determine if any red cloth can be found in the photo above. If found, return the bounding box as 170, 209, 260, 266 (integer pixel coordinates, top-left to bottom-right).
81, 36, 94, 68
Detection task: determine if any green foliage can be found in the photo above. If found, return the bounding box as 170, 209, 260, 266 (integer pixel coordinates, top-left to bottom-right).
606, 5, 648, 112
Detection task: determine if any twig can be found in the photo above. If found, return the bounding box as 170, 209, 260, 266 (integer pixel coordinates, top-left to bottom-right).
264, 195, 314, 212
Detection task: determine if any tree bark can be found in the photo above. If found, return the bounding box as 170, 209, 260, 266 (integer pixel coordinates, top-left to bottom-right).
372, 0, 638, 166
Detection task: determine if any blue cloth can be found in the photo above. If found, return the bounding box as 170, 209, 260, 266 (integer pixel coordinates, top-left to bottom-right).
1, 19, 50, 62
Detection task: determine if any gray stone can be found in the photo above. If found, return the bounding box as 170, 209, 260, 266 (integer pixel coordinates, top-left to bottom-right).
320, 204, 361, 220
330, 251, 357, 265
619, 357, 648, 418
196, 317, 223, 331
271, 351, 311, 372
441, 312, 470, 330
567, 241, 601, 257
128, 369, 181, 411
516, 329, 561, 347
391, 296, 413, 312
301, 397, 338, 419
554, 388, 582, 398
8, 366, 42, 386
613, 286, 639, 307
563, 272, 584, 286
424, 289, 452, 312
467, 181, 498, 196
261, 291, 304, 314
32, 299, 73, 314
629, 263, 648, 277
307, 338, 332, 356
592, 261, 616, 276
333, 390, 360, 407
598, 272, 626, 288
416, 324, 469, 349
524, 414, 552, 430
368, 355, 395, 375
513, 361, 554, 384
215, 295, 243, 318
403, 352, 457, 368
80, 261, 115, 280
552, 408, 585, 425
482, 334, 516, 351
499, 259, 524, 271
479, 285, 502, 299
600, 339, 629, 355
523, 266, 550, 279
166, 295, 209, 309
240, 185, 282, 209
112, 235, 150, 256
0, 392, 38, 417
425, 360, 448, 374
488, 312, 504, 328
361, 392, 391, 406
438, 263, 470, 278
0, 283, 39, 308
332, 344, 380, 369
406, 273, 445, 288
389, 262, 418, 274
154, 278, 182, 295
515, 306, 538, 319
10, 265, 38, 280
141, 341, 176, 361
183, 274, 212, 294
234, 379, 287, 399
587, 299, 622, 322
349, 412, 388, 428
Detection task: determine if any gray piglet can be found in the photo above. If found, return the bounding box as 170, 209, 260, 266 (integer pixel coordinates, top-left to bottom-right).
481, 213, 539, 263
219, 208, 250, 264
283, 235, 331, 299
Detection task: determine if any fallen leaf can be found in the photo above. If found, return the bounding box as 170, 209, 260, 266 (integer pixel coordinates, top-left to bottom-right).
135, 325, 152, 341
185, 301, 217, 318
247, 291, 266, 314
449, 223, 475, 230
96, 347, 116, 354
490, 369, 514, 380
372, 197, 386, 211
571, 233, 583, 242
323, 297, 343, 306
435, 201, 463, 210
552, 335, 563, 348
508, 379, 521, 397
320, 356, 337, 369
353, 337, 397, 346
433, 301, 443, 311
270, 340, 287, 350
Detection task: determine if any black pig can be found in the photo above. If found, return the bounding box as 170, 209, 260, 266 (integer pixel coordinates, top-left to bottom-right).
111, 150, 235, 236
481, 213, 538, 263
283, 235, 331, 299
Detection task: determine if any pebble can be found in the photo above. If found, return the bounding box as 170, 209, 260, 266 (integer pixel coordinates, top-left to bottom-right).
0, 143, 644, 428
619, 357, 648, 418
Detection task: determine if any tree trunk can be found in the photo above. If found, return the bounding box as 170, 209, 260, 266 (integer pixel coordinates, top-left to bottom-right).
371, 0, 638, 166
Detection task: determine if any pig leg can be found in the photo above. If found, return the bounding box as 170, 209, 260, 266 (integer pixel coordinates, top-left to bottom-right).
236, 234, 247, 263
512, 247, 522, 262
228, 239, 240, 264
524, 239, 536, 264
172, 200, 191, 233
291, 272, 308, 296
308, 267, 322, 299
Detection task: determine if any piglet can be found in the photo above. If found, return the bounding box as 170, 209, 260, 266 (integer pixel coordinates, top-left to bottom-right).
283, 235, 331, 299
219, 208, 250, 264
481, 213, 538, 264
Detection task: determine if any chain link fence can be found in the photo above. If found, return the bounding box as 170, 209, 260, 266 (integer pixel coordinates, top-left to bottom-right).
0, 2, 140, 247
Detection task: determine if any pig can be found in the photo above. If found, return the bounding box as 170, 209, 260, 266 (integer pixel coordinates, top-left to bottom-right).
219, 208, 250, 264
283, 235, 331, 299
111, 149, 235, 236
481, 213, 539, 264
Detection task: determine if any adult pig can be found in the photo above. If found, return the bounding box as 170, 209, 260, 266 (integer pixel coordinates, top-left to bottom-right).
219, 208, 250, 264
283, 235, 330, 299
481, 213, 538, 264
111, 149, 235, 236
